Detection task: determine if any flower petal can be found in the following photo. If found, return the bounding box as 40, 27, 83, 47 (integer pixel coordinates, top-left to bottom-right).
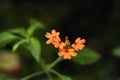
46, 39, 51, 44
51, 29, 56, 35
64, 54, 71, 59
58, 51, 64, 56
68, 49, 75, 52
75, 37, 81, 42
45, 32, 52, 38
81, 39, 86, 43
70, 52, 77, 56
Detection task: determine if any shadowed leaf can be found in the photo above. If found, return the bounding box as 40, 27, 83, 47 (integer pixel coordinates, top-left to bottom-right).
72, 47, 101, 65
0, 32, 18, 48
25, 37, 41, 62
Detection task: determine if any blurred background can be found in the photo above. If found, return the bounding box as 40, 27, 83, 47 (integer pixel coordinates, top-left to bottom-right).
0, 0, 120, 80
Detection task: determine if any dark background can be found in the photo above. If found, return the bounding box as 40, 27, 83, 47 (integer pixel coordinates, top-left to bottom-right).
0, 0, 120, 80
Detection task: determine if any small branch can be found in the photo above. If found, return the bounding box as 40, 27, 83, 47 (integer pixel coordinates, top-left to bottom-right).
46, 72, 52, 80
21, 57, 63, 80
47, 57, 63, 70
21, 71, 45, 80
50, 69, 63, 80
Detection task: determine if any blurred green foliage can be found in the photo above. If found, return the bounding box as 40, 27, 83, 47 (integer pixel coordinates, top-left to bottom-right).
0, 19, 44, 63
0, 0, 120, 80
72, 47, 101, 65
0, 19, 102, 80
112, 46, 120, 57
0, 32, 18, 48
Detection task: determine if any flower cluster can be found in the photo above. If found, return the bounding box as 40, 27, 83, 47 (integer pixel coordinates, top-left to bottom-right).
45, 29, 86, 59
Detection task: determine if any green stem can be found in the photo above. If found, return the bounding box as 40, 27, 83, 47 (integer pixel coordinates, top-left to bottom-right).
12, 39, 27, 52
50, 69, 64, 80
46, 72, 52, 80
39, 58, 47, 70
21, 71, 45, 80
47, 57, 63, 70
21, 57, 63, 80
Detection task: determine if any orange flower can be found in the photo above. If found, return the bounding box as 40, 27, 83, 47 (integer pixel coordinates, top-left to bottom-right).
45, 29, 60, 44
58, 48, 77, 59
45, 29, 86, 60
53, 38, 65, 49
72, 37, 86, 50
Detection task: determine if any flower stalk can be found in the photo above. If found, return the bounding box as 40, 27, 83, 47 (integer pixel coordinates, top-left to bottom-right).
46, 57, 63, 70
21, 57, 63, 80
21, 71, 45, 80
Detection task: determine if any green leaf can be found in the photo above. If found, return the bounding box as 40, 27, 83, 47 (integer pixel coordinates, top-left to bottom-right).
25, 37, 41, 62
59, 75, 72, 80
112, 46, 120, 57
8, 28, 27, 38
0, 32, 18, 48
27, 19, 45, 36
72, 47, 101, 65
